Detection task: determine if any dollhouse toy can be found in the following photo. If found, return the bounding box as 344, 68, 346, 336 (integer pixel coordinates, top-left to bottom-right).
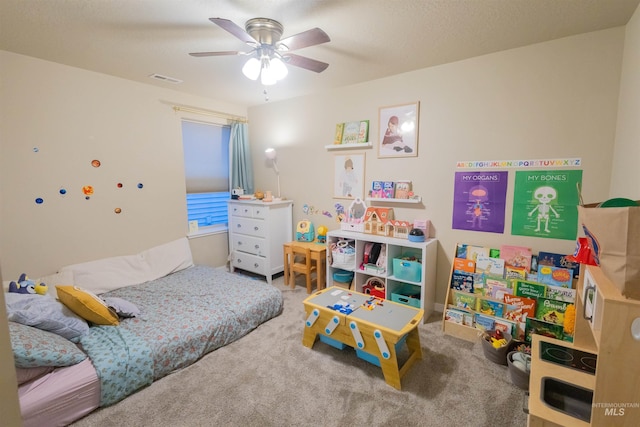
363, 207, 394, 235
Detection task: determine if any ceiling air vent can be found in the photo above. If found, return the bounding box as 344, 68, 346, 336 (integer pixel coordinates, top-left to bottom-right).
149, 73, 183, 84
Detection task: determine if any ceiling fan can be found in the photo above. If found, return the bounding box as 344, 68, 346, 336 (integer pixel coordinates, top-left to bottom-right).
189, 17, 330, 85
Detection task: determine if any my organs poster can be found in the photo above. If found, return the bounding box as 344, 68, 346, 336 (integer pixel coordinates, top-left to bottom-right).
452, 171, 508, 234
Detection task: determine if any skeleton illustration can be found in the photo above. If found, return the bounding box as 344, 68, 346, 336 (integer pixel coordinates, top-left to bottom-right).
528, 186, 559, 232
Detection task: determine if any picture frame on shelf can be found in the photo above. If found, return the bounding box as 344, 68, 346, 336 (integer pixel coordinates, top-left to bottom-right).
333, 153, 365, 199
378, 102, 419, 158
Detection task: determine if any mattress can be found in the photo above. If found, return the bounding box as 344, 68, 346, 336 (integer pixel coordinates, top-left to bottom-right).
16, 264, 283, 425
18, 359, 100, 427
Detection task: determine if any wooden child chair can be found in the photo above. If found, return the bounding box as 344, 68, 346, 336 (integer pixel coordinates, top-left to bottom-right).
290, 245, 318, 293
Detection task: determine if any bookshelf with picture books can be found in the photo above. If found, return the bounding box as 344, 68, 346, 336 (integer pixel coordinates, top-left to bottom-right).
442, 243, 579, 344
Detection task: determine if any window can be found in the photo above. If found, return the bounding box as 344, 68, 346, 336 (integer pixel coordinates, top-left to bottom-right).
181, 120, 230, 233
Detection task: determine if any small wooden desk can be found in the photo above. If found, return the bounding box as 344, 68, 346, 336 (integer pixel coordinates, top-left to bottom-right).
302, 287, 423, 390
283, 240, 327, 292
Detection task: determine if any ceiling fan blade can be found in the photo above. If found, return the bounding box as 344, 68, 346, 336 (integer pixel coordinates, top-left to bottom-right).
189, 51, 243, 57
283, 53, 329, 73
278, 28, 330, 51
209, 18, 257, 45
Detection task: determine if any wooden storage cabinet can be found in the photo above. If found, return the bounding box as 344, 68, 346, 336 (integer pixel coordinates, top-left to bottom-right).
325, 230, 437, 322
528, 265, 640, 426
227, 200, 292, 284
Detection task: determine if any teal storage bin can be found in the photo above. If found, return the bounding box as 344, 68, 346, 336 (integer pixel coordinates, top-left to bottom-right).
393, 258, 422, 282
319, 334, 348, 350
391, 289, 421, 308
356, 334, 408, 367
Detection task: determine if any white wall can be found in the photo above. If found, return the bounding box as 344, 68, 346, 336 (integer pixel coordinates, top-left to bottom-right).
610, 5, 640, 199
248, 28, 626, 308
0, 51, 244, 279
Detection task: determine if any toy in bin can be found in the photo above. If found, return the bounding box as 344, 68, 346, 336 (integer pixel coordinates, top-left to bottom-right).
296, 220, 315, 242
362, 277, 385, 299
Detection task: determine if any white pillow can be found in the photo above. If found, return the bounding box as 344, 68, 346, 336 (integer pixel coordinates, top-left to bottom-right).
58, 237, 193, 294
141, 237, 194, 279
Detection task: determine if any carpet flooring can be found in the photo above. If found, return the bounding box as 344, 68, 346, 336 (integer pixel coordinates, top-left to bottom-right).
70, 274, 528, 427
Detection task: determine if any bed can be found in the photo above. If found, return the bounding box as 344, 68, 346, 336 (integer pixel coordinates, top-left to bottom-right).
6, 238, 284, 427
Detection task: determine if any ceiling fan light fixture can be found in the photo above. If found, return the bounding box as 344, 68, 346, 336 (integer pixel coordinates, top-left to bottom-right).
270, 57, 288, 80
242, 57, 261, 80
260, 60, 277, 86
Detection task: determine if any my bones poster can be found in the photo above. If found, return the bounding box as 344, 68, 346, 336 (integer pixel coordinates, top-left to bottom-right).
511, 170, 582, 240
452, 171, 508, 233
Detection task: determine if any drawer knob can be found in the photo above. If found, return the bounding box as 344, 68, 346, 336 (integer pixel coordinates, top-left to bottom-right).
254, 226, 259, 231
254, 244, 259, 249
254, 263, 259, 268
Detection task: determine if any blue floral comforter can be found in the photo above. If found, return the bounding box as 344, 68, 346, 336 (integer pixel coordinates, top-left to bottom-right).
79, 265, 283, 406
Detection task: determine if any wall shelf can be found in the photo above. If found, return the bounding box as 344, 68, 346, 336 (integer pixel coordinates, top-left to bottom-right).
325, 142, 372, 150
366, 197, 422, 204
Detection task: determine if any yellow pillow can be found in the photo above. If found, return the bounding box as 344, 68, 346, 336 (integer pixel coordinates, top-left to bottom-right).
56, 285, 119, 326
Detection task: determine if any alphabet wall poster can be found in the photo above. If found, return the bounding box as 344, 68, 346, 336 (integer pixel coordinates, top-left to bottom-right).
511, 170, 582, 240
452, 171, 508, 233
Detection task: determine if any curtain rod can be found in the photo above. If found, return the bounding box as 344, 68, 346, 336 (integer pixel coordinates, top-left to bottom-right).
172, 105, 248, 123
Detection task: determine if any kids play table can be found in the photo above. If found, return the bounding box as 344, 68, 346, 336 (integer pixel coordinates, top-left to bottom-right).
302, 286, 423, 390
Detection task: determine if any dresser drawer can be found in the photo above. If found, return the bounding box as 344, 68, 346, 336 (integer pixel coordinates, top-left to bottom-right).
231, 251, 266, 275
230, 217, 266, 238
229, 204, 253, 217
229, 204, 267, 219
230, 234, 265, 256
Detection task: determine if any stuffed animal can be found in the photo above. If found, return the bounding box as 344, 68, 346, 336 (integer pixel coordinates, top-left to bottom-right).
8, 273, 48, 295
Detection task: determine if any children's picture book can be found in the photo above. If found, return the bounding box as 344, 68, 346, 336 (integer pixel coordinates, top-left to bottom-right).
450, 270, 474, 293
530, 255, 539, 273
493, 317, 516, 336
514, 280, 547, 299
475, 255, 505, 276
489, 248, 500, 258
466, 245, 490, 261
334, 123, 345, 145
485, 277, 510, 290
535, 297, 570, 326
513, 322, 526, 341
504, 294, 537, 320
505, 266, 527, 280
453, 257, 475, 273
545, 285, 576, 303
445, 308, 466, 325
537, 265, 573, 288
357, 120, 369, 144
370, 181, 385, 198
525, 317, 564, 342
451, 290, 477, 310
455, 243, 468, 259
474, 313, 496, 331
382, 181, 395, 198
500, 245, 533, 271
487, 284, 511, 301
471, 272, 486, 295
477, 297, 505, 317
341, 121, 361, 144
538, 251, 580, 278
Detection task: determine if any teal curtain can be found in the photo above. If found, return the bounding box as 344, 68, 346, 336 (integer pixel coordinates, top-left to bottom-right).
230, 121, 254, 194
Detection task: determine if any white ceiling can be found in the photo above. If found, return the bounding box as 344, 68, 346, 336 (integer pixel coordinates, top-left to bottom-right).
1, 0, 639, 107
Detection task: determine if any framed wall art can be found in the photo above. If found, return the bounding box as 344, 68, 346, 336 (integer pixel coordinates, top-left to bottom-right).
333, 153, 365, 199
378, 102, 420, 158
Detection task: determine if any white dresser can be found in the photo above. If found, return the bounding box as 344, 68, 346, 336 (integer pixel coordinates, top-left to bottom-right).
227, 199, 293, 284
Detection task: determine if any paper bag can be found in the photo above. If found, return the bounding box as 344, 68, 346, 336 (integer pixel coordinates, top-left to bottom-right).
578, 204, 640, 299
